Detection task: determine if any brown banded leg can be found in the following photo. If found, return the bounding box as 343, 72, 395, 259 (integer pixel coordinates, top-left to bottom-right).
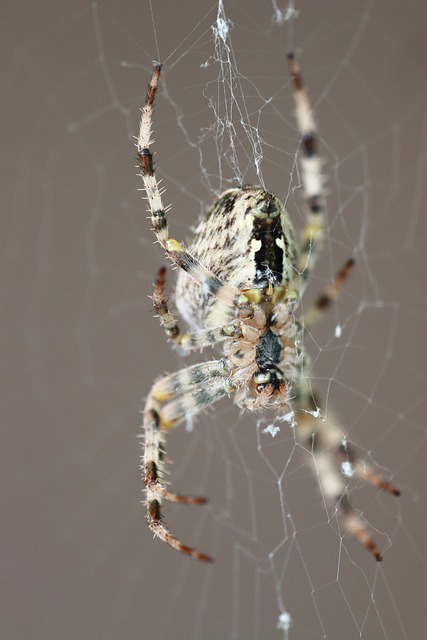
288, 52, 325, 281
142, 361, 236, 562
302, 258, 355, 329
296, 408, 399, 561
137, 67, 241, 310
144, 408, 212, 563
152, 267, 244, 353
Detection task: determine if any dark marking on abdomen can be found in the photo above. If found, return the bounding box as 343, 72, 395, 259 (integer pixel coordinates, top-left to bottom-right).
251, 214, 285, 285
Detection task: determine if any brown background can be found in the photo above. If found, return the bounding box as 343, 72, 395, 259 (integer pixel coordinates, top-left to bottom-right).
2, 1, 427, 639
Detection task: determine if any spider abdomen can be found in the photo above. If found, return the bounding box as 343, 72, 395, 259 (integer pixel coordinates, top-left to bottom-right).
176, 187, 298, 329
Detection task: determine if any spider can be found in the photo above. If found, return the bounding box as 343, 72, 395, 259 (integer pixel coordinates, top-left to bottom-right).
137, 54, 399, 563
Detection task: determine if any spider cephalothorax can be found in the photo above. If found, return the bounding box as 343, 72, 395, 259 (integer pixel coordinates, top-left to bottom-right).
137, 55, 399, 563
254, 327, 289, 393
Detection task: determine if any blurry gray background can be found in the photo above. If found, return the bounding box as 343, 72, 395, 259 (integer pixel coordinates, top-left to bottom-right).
2, 1, 427, 639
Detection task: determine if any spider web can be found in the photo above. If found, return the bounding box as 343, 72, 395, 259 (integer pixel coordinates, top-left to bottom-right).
2, 1, 427, 639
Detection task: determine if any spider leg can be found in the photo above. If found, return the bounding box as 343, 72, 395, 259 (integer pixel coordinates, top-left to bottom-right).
337, 442, 400, 497
301, 258, 355, 329
288, 53, 324, 283
151, 266, 182, 343
296, 404, 399, 561
153, 266, 244, 352
137, 66, 240, 309
292, 254, 398, 559
142, 360, 235, 562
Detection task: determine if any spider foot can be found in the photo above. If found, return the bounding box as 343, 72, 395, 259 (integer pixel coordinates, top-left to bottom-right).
353, 461, 400, 497
337, 494, 383, 561
148, 499, 213, 563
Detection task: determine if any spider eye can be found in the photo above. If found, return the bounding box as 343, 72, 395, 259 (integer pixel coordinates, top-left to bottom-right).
256, 383, 266, 394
